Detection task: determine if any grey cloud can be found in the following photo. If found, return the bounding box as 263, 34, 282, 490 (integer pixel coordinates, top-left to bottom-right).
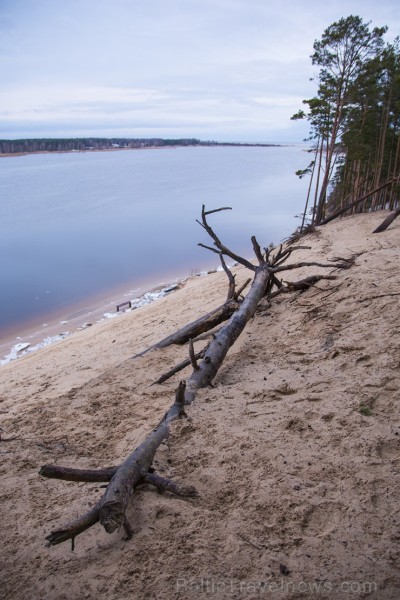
0, 0, 398, 140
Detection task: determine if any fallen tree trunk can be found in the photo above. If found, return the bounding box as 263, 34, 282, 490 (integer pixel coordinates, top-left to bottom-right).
373, 206, 400, 233
42, 205, 352, 548
99, 423, 169, 533
184, 265, 270, 403
151, 274, 340, 387
45, 382, 188, 546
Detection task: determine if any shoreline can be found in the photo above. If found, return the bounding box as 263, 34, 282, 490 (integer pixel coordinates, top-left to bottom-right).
0, 146, 184, 159
0, 264, 220, 366
0, 141, 285, 159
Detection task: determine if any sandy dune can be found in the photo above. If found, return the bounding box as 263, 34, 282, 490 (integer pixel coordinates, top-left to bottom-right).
1, 212, 399, 599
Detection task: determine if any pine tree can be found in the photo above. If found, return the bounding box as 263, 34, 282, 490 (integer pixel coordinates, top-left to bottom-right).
293, 15, 392, 225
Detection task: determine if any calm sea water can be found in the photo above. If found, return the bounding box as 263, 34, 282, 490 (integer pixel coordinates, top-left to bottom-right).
0, 145, 308, 335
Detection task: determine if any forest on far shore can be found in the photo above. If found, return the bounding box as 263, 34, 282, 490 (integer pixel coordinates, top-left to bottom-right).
0, 138, 276, 155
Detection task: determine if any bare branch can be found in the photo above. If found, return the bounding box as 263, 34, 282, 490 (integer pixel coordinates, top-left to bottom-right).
142, 472, 198, 497
267, 275, 337, 299
204, 207, 232, 216
195, 219, 207, 231
270, 246, 311, 267
40, 464, 117, 482
251, 236, 264, 264
189, 339, 199, 371
272, 261, 351, 274
358, 292, 400, 302
198, 205, 256, 271
198, 242, 220, 255
46, 502, 102, 547
218, 253, 236, 300
271, 274, 284, 289
152, 343, 210, 385
132, 299, 240, 358
175, 381, 186, 411
233, 278, 251, 299
272, 244, 284, 262
264, 273, 283, 296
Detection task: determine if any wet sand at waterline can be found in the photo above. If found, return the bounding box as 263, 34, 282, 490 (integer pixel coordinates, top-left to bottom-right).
0, 212, 399, 599
0, 270, 187, 365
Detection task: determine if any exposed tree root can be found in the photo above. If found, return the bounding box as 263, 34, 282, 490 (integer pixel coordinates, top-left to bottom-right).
268, 274, 338, 300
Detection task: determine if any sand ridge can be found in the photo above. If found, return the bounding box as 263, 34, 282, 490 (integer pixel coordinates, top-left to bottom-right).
0, 212, 399, 599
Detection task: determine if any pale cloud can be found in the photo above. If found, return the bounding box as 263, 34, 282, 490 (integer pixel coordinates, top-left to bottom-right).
0, 0, 398, 141
0, 86, 171, 115
0, 83, 303, 139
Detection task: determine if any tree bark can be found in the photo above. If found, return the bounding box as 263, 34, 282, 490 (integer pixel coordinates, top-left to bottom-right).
40, 464, 117, 482
45, 502, 103, 548
98, 383, 186, 534
184, 265, 271, 403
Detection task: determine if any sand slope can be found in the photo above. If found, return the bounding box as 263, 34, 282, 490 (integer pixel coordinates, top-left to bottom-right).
1, 212, 399, 599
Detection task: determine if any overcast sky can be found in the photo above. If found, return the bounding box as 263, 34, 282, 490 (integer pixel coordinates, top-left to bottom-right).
0, 0, 399, 142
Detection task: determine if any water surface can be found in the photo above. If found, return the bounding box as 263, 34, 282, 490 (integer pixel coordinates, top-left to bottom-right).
0, 145, 308, 337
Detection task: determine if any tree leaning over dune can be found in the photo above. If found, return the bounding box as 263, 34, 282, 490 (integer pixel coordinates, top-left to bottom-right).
40, 206, 352, 548
292, 16, 400, 227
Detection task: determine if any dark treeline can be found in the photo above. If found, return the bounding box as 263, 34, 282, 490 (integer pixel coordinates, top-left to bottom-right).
292, 15, 400, 229
0, 137, 203, 154
0, 138, 277, 155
